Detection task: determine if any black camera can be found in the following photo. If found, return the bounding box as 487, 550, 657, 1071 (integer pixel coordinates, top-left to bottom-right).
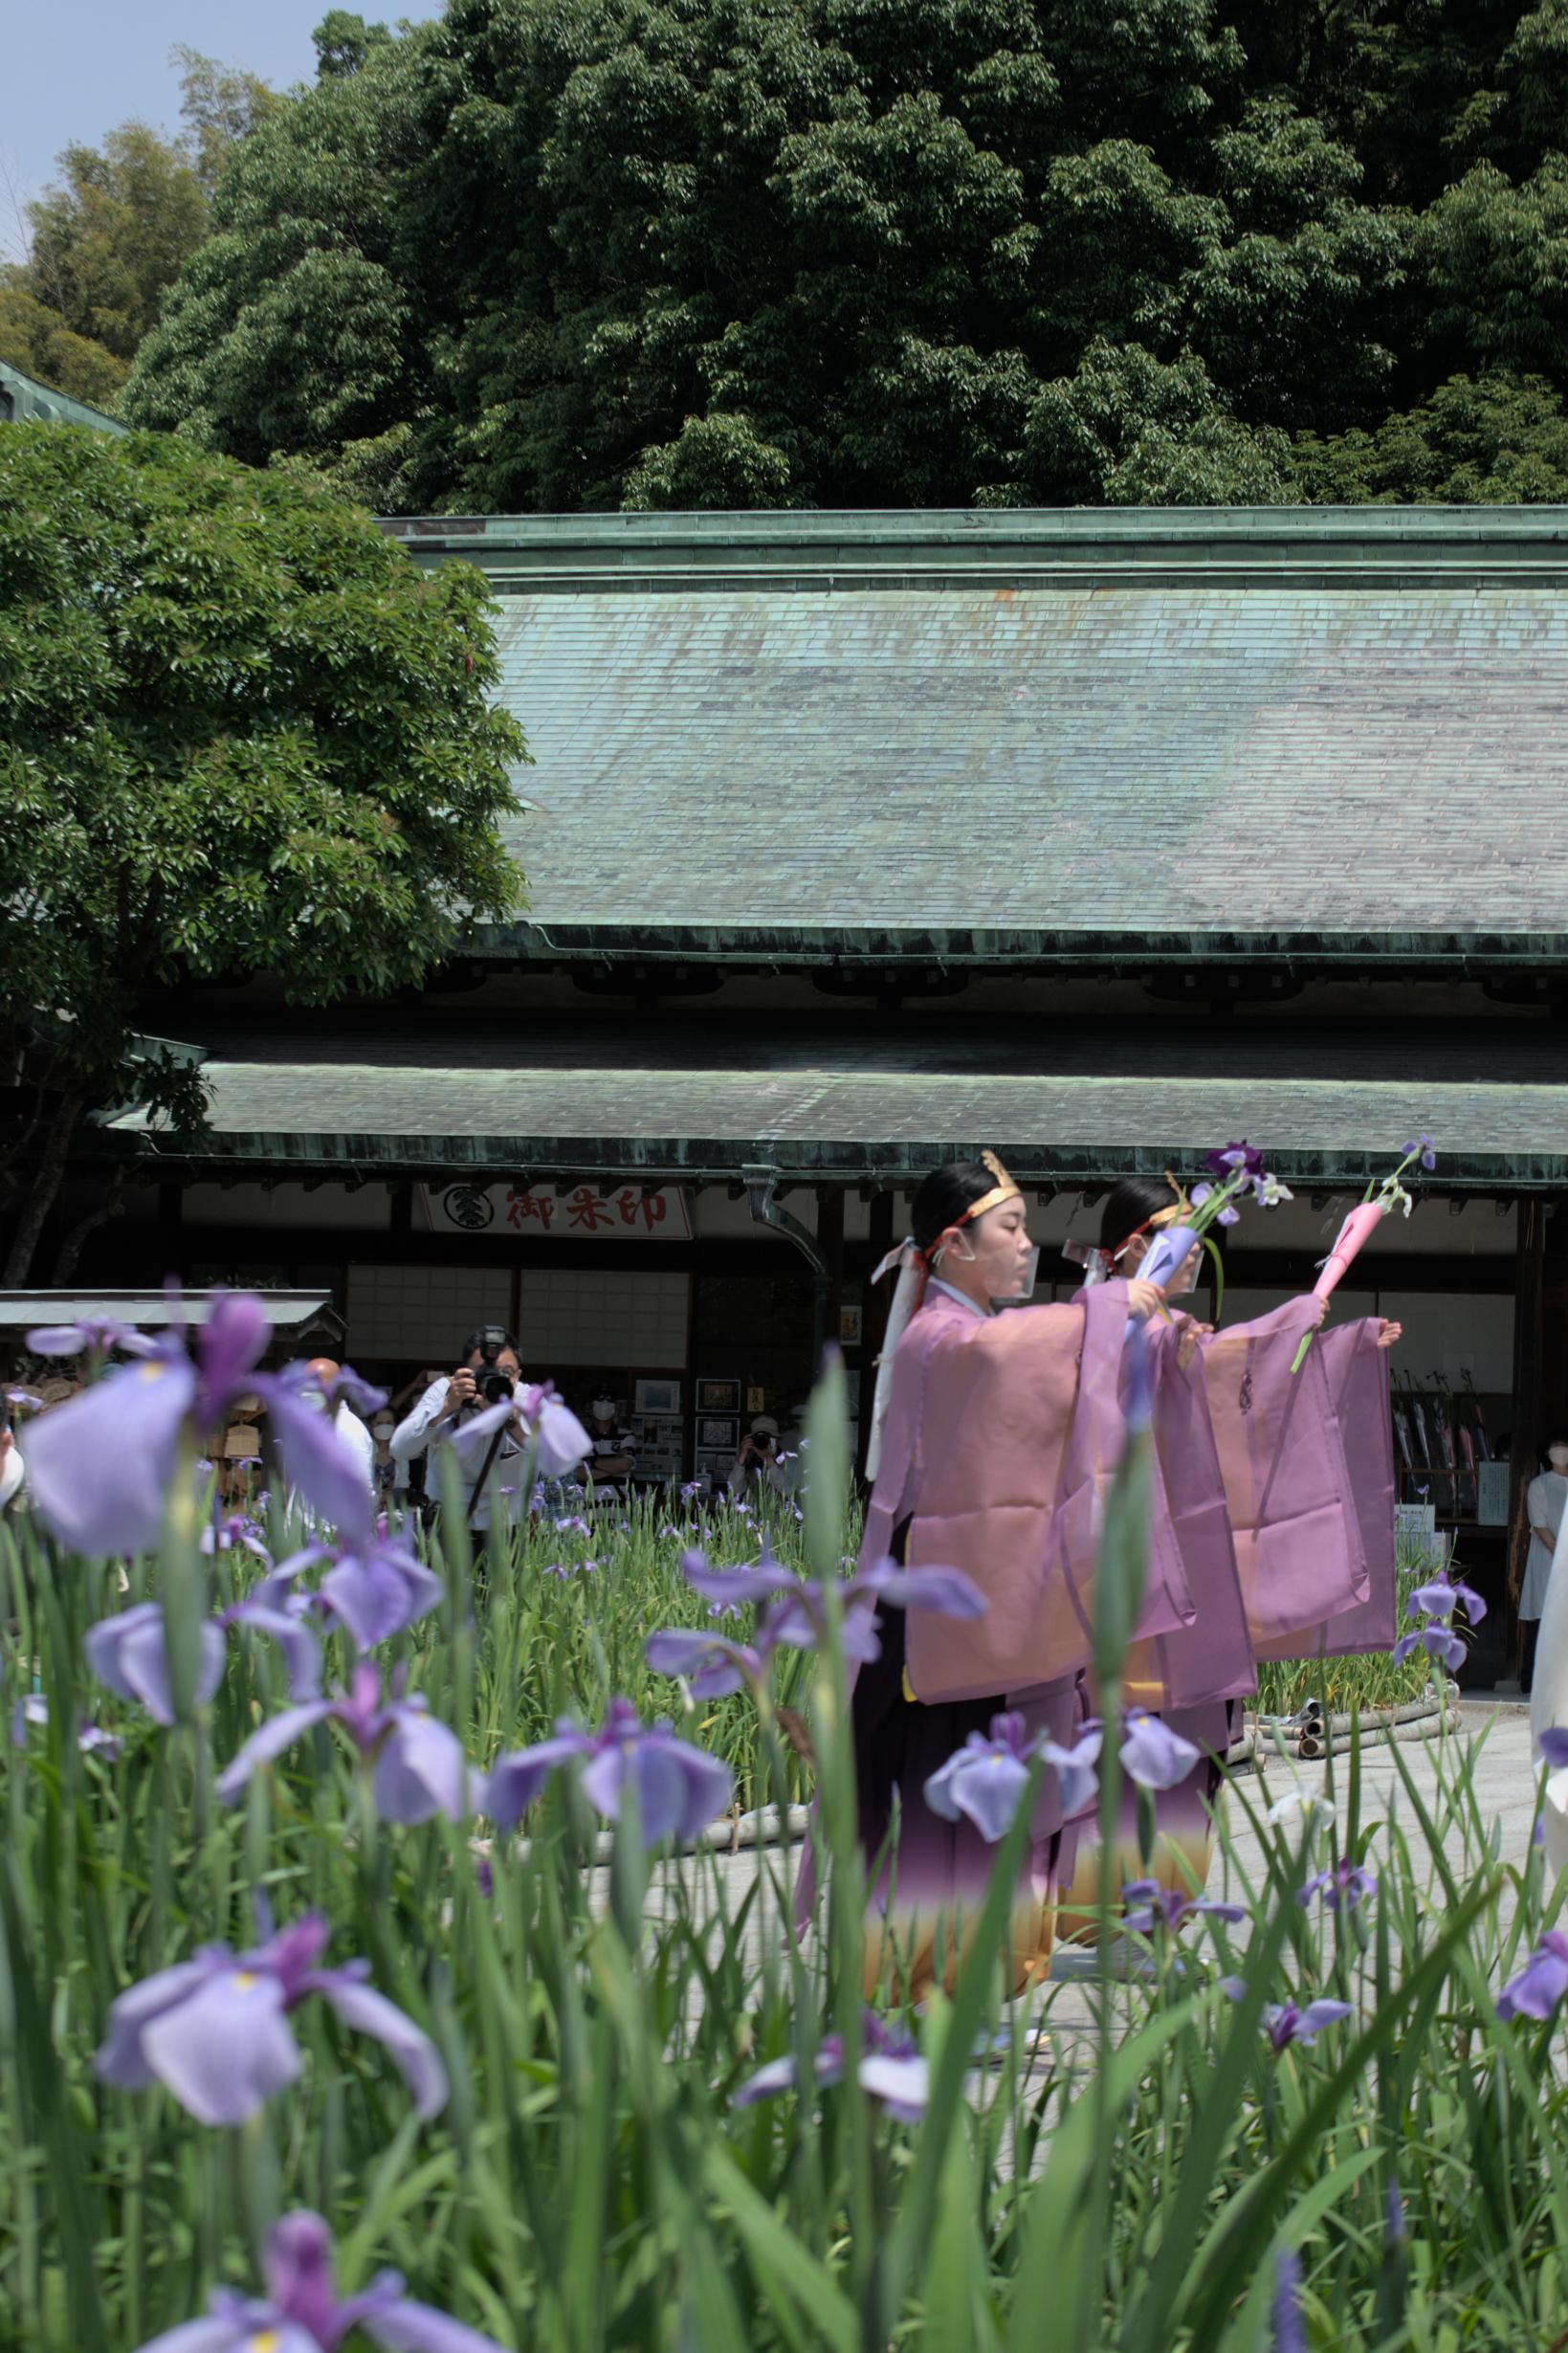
479, 1369, 515, 1407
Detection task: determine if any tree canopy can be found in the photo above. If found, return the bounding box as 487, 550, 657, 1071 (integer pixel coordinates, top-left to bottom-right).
108, 0, 1568, 510
0, 424, 526, 1278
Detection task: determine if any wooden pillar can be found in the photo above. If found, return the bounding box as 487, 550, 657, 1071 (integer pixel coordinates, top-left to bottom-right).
856, 1188, 896, 1481
1510, 1197, 1548, 1602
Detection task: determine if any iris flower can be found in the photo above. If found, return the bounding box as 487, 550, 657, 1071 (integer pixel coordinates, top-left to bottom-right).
1497, 1928, 1568, 2020
131, 2209, 505, 2353
923, 1716, 1102, 1842
215, 1661, 480, 1824
1270, 2247, 1306, 2353
1119, 1709, 1203, 1790
26, 1294, 375, 1557
644, 1624, 778, 1700
1297, 1858, 1378, 1912
733, 2011, 927, 2121
1264, 1998, 1354, 2050
318, 1540, 446, 1651
674, 1541, 985, 1666
1188, 1182, 1240, 1230
441, 1381, 592, 1480
97, 1909, 446, 2125
1120, 1879, 1246, 1935
86, 1583, 321, 1724
1391, 1574, 1484, 1670
1402, 1135, 1439, 1171
485, 1695, 733, 1845
1204, 1143, 1266, 1180
27, 1317, 154, 1360
11, 1694, 121, 1759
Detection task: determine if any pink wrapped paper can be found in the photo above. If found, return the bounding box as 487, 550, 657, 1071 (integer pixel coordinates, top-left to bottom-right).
1292, 1199, 1387, 1371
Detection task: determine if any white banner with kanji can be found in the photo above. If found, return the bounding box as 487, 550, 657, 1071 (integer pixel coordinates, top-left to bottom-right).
421, 1182, 692, 1240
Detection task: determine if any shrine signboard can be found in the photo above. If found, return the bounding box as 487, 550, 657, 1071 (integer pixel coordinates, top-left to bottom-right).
422, 1183, 692, 1240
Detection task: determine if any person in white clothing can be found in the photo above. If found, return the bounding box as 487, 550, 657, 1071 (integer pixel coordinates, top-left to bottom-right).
390, 1324, 534, 1549
1517, 1432, 1568, 1694
0, 1406, 24, 1515
303, 1357, 377, 1493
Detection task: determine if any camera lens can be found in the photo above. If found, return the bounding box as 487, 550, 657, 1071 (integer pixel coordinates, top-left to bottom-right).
480, 1371, 514, 1406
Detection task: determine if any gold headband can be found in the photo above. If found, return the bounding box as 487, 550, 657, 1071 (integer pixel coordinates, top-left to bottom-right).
954, 1149, 1023, 1230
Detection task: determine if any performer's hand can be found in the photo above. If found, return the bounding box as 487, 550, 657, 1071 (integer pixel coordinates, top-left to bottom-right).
1374, 1319, 1402, 1349
1311, 1294, 1331, 1328
1126, 1278, 1165, 1322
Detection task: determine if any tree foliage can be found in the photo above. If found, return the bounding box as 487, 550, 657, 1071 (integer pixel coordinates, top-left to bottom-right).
96, 0, 1568, 509
0, 425, 526, 1276
0, 51, 276, 407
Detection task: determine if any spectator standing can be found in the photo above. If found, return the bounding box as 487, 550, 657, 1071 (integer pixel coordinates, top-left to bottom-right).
391, 1326, 535, 1554
582, 1394, 638, 1500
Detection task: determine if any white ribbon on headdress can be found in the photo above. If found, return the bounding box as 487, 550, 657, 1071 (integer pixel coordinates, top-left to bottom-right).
865, 1238, 926, 1484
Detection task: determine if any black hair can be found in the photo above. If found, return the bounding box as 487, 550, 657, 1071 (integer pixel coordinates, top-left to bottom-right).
910, 1160, 1008, 1256
458, 1325, 519, 1362
1099, 1176, 1181, 1255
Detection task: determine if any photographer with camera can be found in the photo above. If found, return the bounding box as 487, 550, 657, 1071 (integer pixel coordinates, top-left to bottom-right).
390, 1325, 534, 1550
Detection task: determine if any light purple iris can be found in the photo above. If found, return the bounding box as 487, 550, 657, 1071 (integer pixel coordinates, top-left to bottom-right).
925, 1712, 1036, 1843
1497, 1929, 1568, 2021
1121, 1879, 1246, 1935
733, 2010, 927, 2122
1391, 1574, 1482, 1670
131, 2209, 506, 2353
644, 1624, 775, 1699
1297, 1858, 1378, 1912
11, 1693, 121, 1760
924, 1716, 1102, 1842
319, 1539, 445, 1651
1270, 2246, 1306, 2353
1262, 1998, 1355, 2050
27, 1317, 155, 1360
85, 1583, 321, 1724
26, 1293, 375, 1557
1538, 1726, 1568, 1769
1119, 1709, 1203, 1791
215, 1661, 479, 1824
484, 1695, 734, 1844
677, 1541, 985, 1668
442, 1381, 592, 1481
1188, 1182, 1241, 1230
1402, 1135, 1439, 1171
97, 1909, 446, 2125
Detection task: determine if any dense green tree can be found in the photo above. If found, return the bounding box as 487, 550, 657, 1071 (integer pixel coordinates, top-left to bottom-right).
0, 425, 525, 1280
1292, 369, 1568, 499
123, 0, 1405, 510
0, 51, 278, 405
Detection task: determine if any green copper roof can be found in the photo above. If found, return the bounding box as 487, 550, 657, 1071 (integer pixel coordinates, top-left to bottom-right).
104, 1031, 1568, 1187
380, 508, 1568, 962
0, 358, 128, 434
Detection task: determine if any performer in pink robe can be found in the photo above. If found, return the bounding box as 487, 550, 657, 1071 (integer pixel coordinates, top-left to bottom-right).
1054, 1175, 1402, 1932
851, 1159, 1400, 1995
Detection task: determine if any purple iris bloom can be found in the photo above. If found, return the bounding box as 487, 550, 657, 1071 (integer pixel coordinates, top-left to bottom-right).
1041, 1725, 1102, 1818
1497, 1928, 1568, 2021
1203, 1142, 1266, 1180
11, 1693, 121, 1759
644, 1625, 774, 1699
1262, 1998, 1355, 2050
27, 1318, 155, 1360
131, 2209, 506, 2353
215, 1661, 479, 1824
1538, 1726, 1568, 1768
733, 2011, 927, 2122
1119, 1709, 1203, 1791
442, 1382, 592, 1482
26, 1293, 375, 1558
1297, 1858, 1378, 1912
1391, 1622, 1466, 1671
1409, 1575, 1486, 1625
1402, 1135, 1439, 1172
85, 1603, 226, 1725
924, 1712, 1036, 1843
1188, 1183, 1241, 1229
1270, 2246, 1306, 2353
484, 1696, 734, 1845
676, 1541, 985, 1668
97, 1910, 446, 2125
319, 1539, 445, 1650
1121, 1879, 1246, 1935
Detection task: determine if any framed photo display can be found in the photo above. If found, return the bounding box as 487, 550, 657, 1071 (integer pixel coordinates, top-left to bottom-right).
698, 1416, 739, 1451
634, 1376, 681, 1415
696, 1378, 740, 1413
695, 1448, 733, 1485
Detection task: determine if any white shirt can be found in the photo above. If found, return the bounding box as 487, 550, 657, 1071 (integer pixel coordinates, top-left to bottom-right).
334, 1403, 376, 1490
391, 1375, 528, 1532
0, 1441, 23, 1512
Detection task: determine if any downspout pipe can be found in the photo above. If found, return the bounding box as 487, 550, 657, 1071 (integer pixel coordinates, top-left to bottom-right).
744, 1169, 831, 1366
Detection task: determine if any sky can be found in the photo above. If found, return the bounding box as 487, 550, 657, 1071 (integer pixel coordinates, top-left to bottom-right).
0, 0, 433, 260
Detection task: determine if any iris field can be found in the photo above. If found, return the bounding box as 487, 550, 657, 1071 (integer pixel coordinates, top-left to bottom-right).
0, 1318, 1559, 2351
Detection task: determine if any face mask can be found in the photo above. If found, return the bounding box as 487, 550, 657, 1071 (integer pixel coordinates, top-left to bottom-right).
1551, 1449, 1568, 1470
990, 1245, 1041, 1309
372, 1421, 394, 1442
298, 1387, 326, 1412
